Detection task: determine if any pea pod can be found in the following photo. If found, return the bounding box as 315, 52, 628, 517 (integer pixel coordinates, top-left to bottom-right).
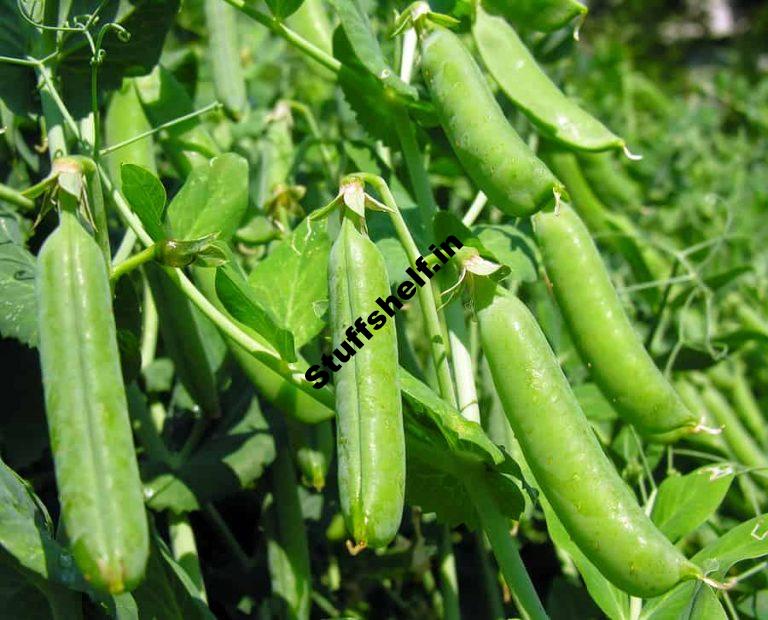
264, 428, 312, 620
577, 151, 644, 210
474, 279, 701, 597
481, 0, 587, 33
541, 146, 668, 297
134, 66, 221, 176
204, 0, 248, 119
330, 215, 404, 550
473, 6, 622, 152
533, 204, 699, 442
144, 263, 222, 417
419, 24, 561, 217
105, 79, 157, 184
287, 418, 334, 491
37, 209, 148, 593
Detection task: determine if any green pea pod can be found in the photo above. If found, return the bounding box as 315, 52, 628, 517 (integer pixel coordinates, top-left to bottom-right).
481, 0, 587, 33
533, 204, 699, 442
709, 362, 768, 449
204, 0, 248, 120
264, 431, 312, 620
474, 280, 700, 597
287, 418, 334, 491
37, 209, 148, 593
420, 25, 561, 217
144, 263, 222, 417
105, 79, 157, 184
473, 6, 623, 152
286, 0, 335, 80
134, 66, 221, 177
694, 375, 768, 490
193, 265, 336, 424
330, 215, 405, 550
541, 147, 667, 297
577, 151, 644, 210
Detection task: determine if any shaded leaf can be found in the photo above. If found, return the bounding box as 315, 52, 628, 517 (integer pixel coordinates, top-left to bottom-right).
121, 164, 166, 241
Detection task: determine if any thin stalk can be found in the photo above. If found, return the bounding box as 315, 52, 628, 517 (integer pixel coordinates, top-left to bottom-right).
462, 192, 488, 227
140, 277, 158, 370
98, 102, 222, 157
362, 174, 456, 406
36, 0, 68, 158
445, 300, 480, 423
222, 0, 341, 74
112, 228, 137, 265
0, 183, 36, 210
168, 513, 208, 601
475, 536, 507, 620
465, 475, 547, 620
438, 527, 461, 620
286, 100, 335, 183
110, 244, 156, 283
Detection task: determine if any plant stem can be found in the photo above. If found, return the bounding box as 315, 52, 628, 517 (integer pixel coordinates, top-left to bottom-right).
110, 244, 156, 283
362, 174, 457, 406
223, 0, 341, 74
98, 102, 223, 157
462, 192, 488, 227
0, 183, 35, 210
445, 300, 481, 423
168, 513, 208, 601
438, 527, 461, 620
465, 475, 548, 620
140, 278, 159, 370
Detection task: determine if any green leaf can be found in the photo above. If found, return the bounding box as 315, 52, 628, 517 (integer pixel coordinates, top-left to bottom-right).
59, 0, 182, 118
642, 581, 726, 620
0, 457, 85, 590
143, 397, 276, 513
216, 263, 296, 362
693, 514, 768, 581
329, 0, 416, 99
474, 224, 538, 283
651, 465, 734, 543
131, 529, 214, 619
165, 154, 249, 242
400, 369, 526, 530
0, 557, 84, 620
0, 232, 37, 347
265, 0, 304, 19
247, 218, 330, 348
121, 164, 167, 241
0, 1, 36, 115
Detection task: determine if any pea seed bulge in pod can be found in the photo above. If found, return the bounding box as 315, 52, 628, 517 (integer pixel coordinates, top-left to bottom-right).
0, 0, 765, 617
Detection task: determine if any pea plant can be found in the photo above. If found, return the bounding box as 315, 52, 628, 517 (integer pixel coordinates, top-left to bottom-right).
1, 0, 767, 617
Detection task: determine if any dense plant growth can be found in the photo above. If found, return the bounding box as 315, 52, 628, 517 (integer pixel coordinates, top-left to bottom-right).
1, 0, 767, 618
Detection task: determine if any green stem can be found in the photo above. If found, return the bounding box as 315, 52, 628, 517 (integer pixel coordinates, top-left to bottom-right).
168, 513, 208, 602
0, 183, 35, 210
222, 0, 341, 74
465, 475, 548, 620
140, 277, 158, 370
98, 102, 222, 157
462, 192, 488, 227
393, 106, 437, 231
445, 300, 480, 423
438, 527, 461, 620
362, 174, 457, 406
476, 536, 506, 620
110, 244, 156, 283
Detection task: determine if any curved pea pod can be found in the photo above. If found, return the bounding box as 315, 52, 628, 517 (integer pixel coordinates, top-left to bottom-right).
204, 0, 248, 120
420, 25, 561, 218
286, 0, 335, 80
37, 210, 149, 593
105, 78, 157, 184
287, 418, 334, 491
134, 66, 221, 176
533, 204, 699, 442
193, 266, 336, 425
577, 151, 644, 209
473, 6, 623, 152
474, 280, 701, 597
481, 0, 587, 33
144, 263, 222, 417
264, 433, 312, 620
330, 216, 405, 550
